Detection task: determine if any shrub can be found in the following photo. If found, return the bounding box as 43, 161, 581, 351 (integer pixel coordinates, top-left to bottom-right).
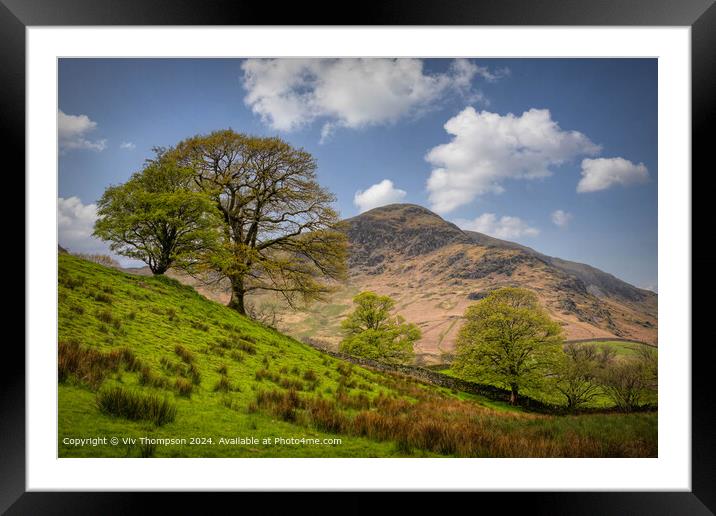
96, 387, 176, 425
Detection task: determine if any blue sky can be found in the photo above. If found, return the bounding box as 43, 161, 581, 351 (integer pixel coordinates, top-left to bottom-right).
58, 58, 657, 291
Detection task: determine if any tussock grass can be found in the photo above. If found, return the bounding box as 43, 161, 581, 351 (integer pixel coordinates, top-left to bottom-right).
91, 291, 113, 304
139, 441, 157, 458
139, 366, 169, 389
213, 376, 232, 393
174, 344, 195, 364
59, 340, 140, 390
96, 386, 176, 425
229, 350, 244, 362
235, 339, 257, 355
174, 377, 193, 397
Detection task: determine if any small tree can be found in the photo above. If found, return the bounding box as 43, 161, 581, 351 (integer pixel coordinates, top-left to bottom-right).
453, 287, 563, 405
339, 292, 420, 364
554, 343, 607, 410
94, 153, 220, 274
597, 360, 650, 411
597, 346, 657, 411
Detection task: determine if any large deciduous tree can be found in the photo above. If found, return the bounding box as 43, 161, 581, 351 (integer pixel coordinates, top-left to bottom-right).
453, 287, 563, 405
339, 291, 420, 365
93, 153, 220, 275
171, 130, 347, 315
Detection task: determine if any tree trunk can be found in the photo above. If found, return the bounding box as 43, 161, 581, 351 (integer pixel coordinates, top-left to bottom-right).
228, 275, 247, 315
509, 384, 519, 405
151, 263, 169, 275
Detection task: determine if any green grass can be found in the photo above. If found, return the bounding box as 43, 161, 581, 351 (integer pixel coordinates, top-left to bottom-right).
58, 254, 656, 457
573, 340, 656, 358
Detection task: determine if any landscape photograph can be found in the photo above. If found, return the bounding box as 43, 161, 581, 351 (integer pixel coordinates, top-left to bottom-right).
57, 57, 658, 458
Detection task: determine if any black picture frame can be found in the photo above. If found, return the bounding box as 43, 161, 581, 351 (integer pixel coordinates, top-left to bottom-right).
4, 0, 714, 513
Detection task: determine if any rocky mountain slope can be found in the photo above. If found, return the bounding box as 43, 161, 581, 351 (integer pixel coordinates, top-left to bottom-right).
273, 204, 657, 361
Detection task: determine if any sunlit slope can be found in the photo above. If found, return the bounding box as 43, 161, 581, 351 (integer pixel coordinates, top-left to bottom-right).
58, 254, 656, 458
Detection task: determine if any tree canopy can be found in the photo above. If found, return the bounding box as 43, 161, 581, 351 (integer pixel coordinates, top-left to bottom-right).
339, 291, 420, 365
453, 287, 563, 404
93, 153, 220, 275
169, 130, 347, 315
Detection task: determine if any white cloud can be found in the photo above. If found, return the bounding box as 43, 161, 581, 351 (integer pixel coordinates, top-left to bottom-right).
120, 141, 136, 150
241, 58, 498, 135
425, 107, 601, 214
58, 196, 106, 254
551, 209, 573, 228
354, 179, 407, 213
577, 157, 649, 193
58, 110, 107, 152
455, 213, 539, 240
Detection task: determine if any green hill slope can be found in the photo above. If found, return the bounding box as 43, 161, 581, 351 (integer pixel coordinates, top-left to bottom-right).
58, 254, 656, 458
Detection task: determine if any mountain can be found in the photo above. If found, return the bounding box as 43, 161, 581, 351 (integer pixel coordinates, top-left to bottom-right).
261, 203, 656, 361
129, 203, 657, 362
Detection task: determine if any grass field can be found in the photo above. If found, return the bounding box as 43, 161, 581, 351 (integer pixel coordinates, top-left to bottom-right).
58, 254, 657, 457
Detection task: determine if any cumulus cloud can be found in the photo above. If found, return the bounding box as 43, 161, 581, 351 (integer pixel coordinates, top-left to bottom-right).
551, 209, 573, 228
354, 179, 407, 213
425, 107, 601, 214
241, 58, 498, 136
58, 196, 106, 254
577, 157, 649, 193
455, 213, 539, 240
120, 141, 136, 150
58, 110, 107, 152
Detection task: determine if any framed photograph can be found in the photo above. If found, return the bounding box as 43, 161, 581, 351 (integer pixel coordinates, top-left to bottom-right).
6, 0, 713, 512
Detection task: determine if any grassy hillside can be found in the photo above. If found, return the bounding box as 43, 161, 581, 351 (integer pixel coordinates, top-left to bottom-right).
58, 254, 657, 458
